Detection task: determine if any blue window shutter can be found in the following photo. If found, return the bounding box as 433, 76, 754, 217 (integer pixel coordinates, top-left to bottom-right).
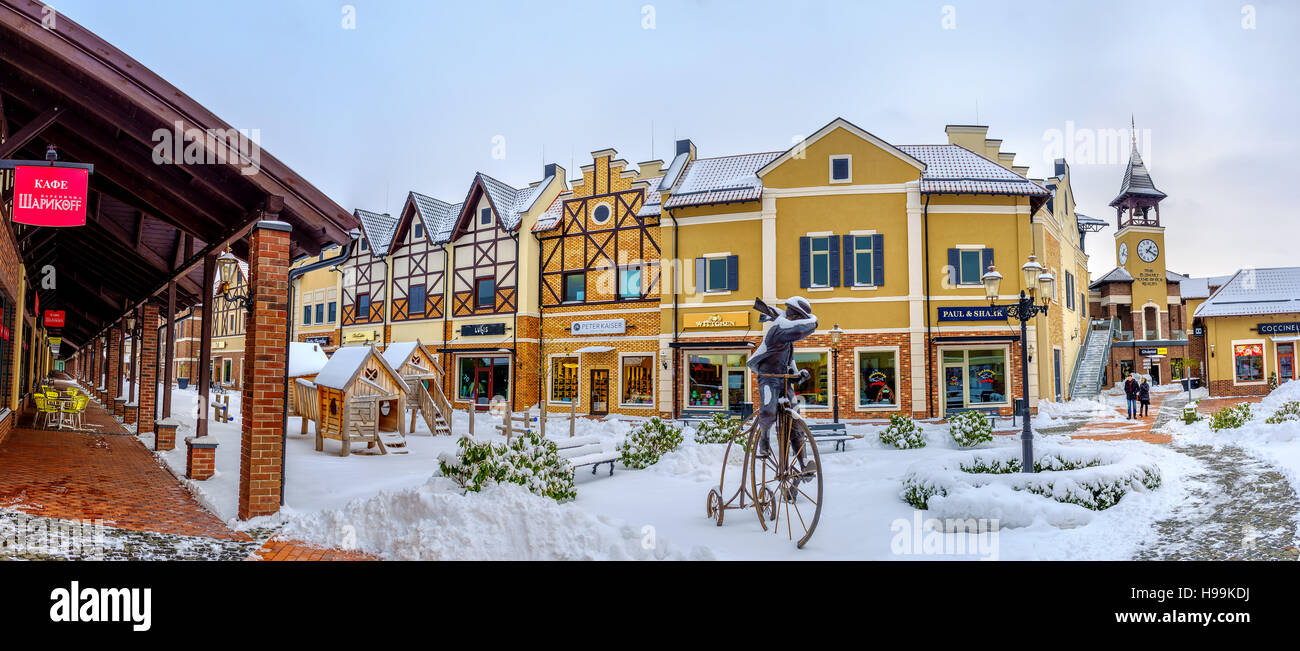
828, 236, 840, 287
872, 234, 884, 285
947, 248, 959, 286
981, 248, 994, 279
841, 235, 855, 286
726, 255, 739, 291
695, 257, 705, 293
799, 237, 811, 288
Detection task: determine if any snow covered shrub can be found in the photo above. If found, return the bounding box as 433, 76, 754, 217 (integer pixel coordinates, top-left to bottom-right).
618, 417, 684, 469
1265, 401, 1300, 424
1209, 403, 1253, 431
1269, 373, 1279, 391
880, 414, 925, 449
948, 410, 993, 447
438, 433, 577, 502
1182, 404, 1201, 424
693, 412, 743, 444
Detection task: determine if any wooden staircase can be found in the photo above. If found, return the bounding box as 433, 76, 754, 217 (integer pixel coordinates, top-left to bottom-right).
415, 382, 453, 436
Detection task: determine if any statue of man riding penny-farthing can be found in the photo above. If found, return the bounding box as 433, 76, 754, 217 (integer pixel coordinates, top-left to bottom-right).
704, 296, 825, 549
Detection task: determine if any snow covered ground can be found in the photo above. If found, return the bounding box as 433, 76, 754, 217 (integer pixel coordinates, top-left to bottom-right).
133, 385, 1213, 560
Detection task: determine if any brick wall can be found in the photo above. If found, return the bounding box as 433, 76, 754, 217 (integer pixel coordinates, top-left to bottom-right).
238, 223, 290, 520
138, 303, 160, 434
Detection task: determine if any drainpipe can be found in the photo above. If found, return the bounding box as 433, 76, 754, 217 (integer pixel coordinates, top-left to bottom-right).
672, 212, 681, 420
535, 231, 545, 415
922, 194, 934, 418
280, 235, 357, 506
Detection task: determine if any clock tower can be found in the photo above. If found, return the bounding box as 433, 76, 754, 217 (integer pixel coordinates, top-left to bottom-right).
1111, 132, 1170, 340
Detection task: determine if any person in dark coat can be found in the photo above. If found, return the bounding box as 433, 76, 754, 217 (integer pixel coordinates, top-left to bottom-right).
1124, 374, 1139, 419
747, 297, 817, 466
1138, 379, 1151, 417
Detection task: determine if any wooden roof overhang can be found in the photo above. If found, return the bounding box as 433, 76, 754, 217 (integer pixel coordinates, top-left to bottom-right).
0, 0, 357, 347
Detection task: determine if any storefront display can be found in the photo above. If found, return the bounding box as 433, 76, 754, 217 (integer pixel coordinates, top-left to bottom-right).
457, 355, 511, 406
1233, 343, 1264, 382
942, 348, 1008, 413
551, 356, 578, 402
857, 349, 897, 407
686, 352, 747, 409
620, 355, 654, 406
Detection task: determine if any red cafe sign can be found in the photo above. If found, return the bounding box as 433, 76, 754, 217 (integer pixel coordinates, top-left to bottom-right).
13, 165, 89, 227
44, 310, 66, 328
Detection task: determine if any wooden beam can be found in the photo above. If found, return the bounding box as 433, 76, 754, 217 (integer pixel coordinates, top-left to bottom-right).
0, 104, 60, 158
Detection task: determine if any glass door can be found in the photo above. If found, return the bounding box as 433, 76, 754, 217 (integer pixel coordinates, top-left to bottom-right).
1279, 344, 1295, 382
944, 365, 965, 414
589, 369, 609, 416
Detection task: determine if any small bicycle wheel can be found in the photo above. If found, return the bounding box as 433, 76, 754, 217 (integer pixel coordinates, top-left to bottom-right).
750, 415, 823, 548
706, 489, 724, 525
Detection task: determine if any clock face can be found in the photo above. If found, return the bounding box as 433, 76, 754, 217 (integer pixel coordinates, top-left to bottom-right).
1118, 242, 1128, 265
1137, 239, 1160, 263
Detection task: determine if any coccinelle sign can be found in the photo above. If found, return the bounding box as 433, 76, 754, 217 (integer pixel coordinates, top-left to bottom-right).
13, 165, 89, 226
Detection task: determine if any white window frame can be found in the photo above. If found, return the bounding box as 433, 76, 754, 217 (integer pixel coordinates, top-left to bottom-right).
829, 154, 852, 184
1231, 338, 1268, 386
853, 345, 902, 411
850, 234, 876, 287
702, 252, 731, 294
808, 235, 833, 288
939, 345, 1013, 413
591, 202, 613, 226
682, 350, 749, 411
548, 353, 581, 405
617, 352, 656, 408
793, 348, 831, 410
956, 248, 984, 286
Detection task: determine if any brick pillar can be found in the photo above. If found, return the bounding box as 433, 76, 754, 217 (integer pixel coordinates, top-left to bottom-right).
107, 326, 122, 403
155, 419, 178, 452
238, 219, 291, 520
185, 436, 217, 480
139, 303, 160, 435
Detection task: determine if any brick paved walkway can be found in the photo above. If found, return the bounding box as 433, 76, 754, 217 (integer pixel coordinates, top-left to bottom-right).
1069, 390, 1182, 444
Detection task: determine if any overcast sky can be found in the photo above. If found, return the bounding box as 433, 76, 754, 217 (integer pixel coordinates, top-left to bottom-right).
50, 0, 1299, 280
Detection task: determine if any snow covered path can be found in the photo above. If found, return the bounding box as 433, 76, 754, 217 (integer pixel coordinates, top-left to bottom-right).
1133, 444, 1300, 560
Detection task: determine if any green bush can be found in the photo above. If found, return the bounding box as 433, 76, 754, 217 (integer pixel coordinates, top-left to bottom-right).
1265, 400, 1300, 425
438, 432, 576, 502
1182, 405, 1201, 425
693, 412, 744, 444
1209, 403, 1253, 432
618, 417, 684, 469
879, 414, 926, 449
948, 410, 993, 447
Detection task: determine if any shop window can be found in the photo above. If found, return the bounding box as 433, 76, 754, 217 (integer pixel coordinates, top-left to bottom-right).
563, 272, 585, 303
475, 278, 495, 309
857, 349, 898, 407
686, 353, 748, 410
621, 355, 654, 406
794, 351, 829, 407
357, 293, 371, 319
830, 155, 851, 183
1234, 343, 1264, 382
457, 356, 510, 405
619, 267, 641, 299
942, 349, 1008, 410
409, 284, 426, 315
551, 356, 578, 403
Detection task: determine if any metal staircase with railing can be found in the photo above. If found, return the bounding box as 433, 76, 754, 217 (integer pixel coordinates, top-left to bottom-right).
1068, 318, 1115, 400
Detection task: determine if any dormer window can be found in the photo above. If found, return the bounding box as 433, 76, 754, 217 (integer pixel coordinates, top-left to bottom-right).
360, 238, 368, 251
479, 207, 492, 227
414, 222, 424, 239
830, 155, 851, 184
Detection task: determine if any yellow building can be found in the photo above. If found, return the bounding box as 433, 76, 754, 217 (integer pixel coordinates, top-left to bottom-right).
210, 254, 246, 388
291, 244, 344, 351
1192, 267, 1300, 396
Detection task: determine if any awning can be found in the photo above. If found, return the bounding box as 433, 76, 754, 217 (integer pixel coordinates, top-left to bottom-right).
574, 346, 615, 354
1269, 336, 1300, 343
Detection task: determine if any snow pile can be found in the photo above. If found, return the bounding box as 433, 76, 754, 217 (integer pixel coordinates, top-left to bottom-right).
647, 442, 738, 482
288, 342, 329, 377
1036, 396, 1119, 421
1168, 381, 1300, 496
279, 477, 714, 560
901, 443, 1162, 528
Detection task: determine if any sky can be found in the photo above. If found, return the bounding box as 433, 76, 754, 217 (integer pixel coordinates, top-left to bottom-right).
45, 0, 1300, 280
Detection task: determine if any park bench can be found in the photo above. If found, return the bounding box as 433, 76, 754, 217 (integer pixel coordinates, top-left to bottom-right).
552, 435, 618, 476
806, 422, 854, 452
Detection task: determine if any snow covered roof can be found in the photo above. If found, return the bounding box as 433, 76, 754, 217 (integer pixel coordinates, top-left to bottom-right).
1110, 146, 1166, 206
897, 144, 1051, 197
637, 176, 664, 217
314, 344, 404, 390
381, 341, 423, 370
288, 342, 329, 377
356, 209, 399, 256
1077, 213, 1108, 231
1090, 266, 1133, 288
470, 172, 551, 231
1193, 267, 1300, 318
409, 192, 462, 244
662, 152, 781, 208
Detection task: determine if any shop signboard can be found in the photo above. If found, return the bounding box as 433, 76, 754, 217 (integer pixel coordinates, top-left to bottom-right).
460, 322, 507, 337
13, 165, 90, 226
1258, 322, 1300, 335
571, 318, 626, 335
44, 310, 66, 328
303, 336, 331, 346
1138, 347, 1159, 356
683, 312, 749, 328
937, 305, 1008, 321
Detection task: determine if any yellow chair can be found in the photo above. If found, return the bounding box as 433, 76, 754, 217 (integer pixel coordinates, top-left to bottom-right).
61, 395, 88, 430
33, 394, 61, 429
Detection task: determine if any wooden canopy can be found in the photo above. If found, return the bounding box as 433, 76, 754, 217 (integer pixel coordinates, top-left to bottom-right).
0, 0, 357, 347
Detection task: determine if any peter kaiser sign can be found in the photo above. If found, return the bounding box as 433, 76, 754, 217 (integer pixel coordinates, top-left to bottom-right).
13, 166, 89, 227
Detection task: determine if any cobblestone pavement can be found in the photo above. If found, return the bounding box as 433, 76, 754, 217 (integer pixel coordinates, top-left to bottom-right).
1133, 444, 1300, 561
0, 510, 275, 560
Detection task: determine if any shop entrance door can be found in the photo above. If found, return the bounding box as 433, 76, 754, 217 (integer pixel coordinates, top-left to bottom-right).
1279, 344, 1295, 382
943, 365, 965, 415
472, 367, 492, 410
589, 369, 609, 416
1053, 349, 1063, 401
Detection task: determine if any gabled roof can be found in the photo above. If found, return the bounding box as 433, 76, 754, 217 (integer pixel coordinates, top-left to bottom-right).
403, 192, 461, 245
288, 342, 329, 377
533, 174, 664, 233
314, 344, 405, 391
454, 172, 552, 235
1110, 146, 1166, 206
897, 145, 1051, 197
756, 117, 926, 177
355, 209, 399, 256
381, 340, 440, 374
1077, 213, 1108, 232
662, 152, 781, 208
1089, 266, 1134, 288
1194, 267, 1300, 318
637, 176, 664, 217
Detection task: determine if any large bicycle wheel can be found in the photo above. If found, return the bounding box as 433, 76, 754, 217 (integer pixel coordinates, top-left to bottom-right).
750, 415, 823, 549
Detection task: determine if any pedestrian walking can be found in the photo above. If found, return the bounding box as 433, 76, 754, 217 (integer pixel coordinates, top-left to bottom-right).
1124, 374, 1139, 419
1139, 378, 1151, 417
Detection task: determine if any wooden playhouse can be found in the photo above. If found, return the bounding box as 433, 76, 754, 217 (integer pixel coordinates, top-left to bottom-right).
382, 340, 452, 435
312, 344, 409, 455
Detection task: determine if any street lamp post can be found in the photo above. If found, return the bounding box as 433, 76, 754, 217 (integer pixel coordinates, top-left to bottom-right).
981, 255, 1053, 473
829, 323, 844, 423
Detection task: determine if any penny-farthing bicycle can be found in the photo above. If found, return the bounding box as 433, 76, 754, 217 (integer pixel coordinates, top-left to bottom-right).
706, 373, 823, 549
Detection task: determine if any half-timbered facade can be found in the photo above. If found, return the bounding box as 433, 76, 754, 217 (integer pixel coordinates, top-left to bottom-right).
388, 192, 458, 344
340, 209, 395, 346
533, 150, 664, 416
211, 255, 247, 388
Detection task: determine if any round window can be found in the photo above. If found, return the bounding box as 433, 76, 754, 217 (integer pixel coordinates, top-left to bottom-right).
592, 204, 611, 224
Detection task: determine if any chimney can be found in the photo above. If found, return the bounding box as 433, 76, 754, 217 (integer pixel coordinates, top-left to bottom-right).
675, 138, 696, 161
944, 125, 989, 152
984, 138, 1002, 162
543, 163, 560, 180
638, 160, 664, 179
